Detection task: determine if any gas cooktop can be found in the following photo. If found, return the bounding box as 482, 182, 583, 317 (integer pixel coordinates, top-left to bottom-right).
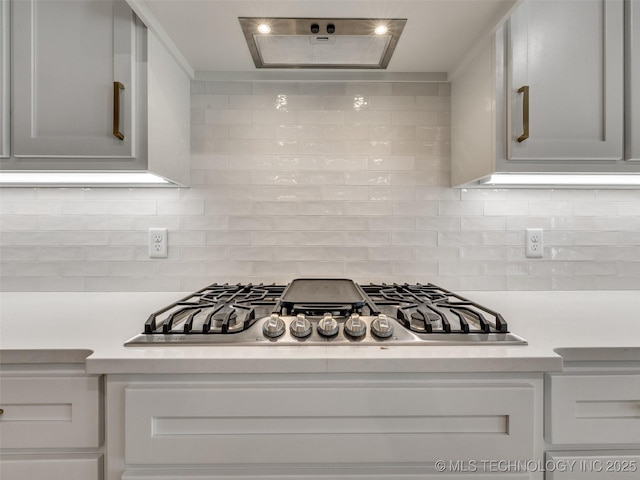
124, 279, 527, 346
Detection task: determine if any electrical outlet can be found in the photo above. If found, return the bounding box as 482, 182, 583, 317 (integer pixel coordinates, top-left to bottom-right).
525, 228, 543, 258
149, 228, 168, 258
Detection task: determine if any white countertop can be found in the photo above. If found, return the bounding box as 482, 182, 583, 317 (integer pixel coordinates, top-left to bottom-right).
1, 291, 638, 374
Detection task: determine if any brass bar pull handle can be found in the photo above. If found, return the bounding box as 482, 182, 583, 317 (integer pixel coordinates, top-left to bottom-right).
517, 85, 529, 142
113, 81, 125, 141
0, 408, 4, 415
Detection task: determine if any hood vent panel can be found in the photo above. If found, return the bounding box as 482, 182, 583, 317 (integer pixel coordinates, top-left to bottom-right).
239, 18, 406, 69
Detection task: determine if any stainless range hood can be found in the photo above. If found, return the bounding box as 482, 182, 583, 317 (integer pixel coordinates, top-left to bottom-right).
239, 17, 407, 69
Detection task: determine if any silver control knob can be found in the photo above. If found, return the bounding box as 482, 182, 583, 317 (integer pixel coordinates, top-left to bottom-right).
290, 313, 312, 338
371, 313, 394, 338
317, 312, 339, 337
344, 313, 366, 338
263, 313, 285, 338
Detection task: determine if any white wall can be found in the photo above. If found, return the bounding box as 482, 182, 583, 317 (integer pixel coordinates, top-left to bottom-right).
1, 80, 639, 291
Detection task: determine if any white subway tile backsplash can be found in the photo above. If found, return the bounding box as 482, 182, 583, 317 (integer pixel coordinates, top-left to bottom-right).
273, 247, 323, 261
391, 83, 438, 96
204, 109, 252, 125
368, 186, 414, 201
461, 217, 506, 231
438, 261, 484, 276
346, 83, 393, 96
205, 81, 252, 95
8, 201, 62, 215
228, 94, 274, 110
37, 246, 84, 262
529, 201, 573, 216
228, 246, 274, 261
0, 216, 39, 231
438, 201, 484, 217
414, 245, 458, 260
323, 246, 367, 261
181, 246, 228, 260
484, 201, 529, 216
391, 261, 438, 276
572, 231, 620, 245
368, 96, 417, 111
459, 246, 507, 261
459, 276, 507, 290
1, 246, 38, 262
595, 190, 640, 201
1, 80, 639, 291
345, 110, 391, 126
109, 261, 157, 276
191, 94, 229, 109
438, 231, 484, 245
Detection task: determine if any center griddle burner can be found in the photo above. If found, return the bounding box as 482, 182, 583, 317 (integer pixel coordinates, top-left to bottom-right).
125, 279, 527, 346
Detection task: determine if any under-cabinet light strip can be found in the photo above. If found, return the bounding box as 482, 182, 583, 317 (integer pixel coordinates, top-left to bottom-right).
481, 174, 640, 186
0, 172, 169, 185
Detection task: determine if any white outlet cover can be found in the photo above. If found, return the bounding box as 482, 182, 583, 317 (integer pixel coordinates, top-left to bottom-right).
525, 228, 543, 258
149, 228, 168, 258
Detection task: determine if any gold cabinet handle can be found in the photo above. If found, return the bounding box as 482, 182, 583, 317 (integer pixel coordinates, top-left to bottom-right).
113, 81, 125, 141
517, 85, 529, 142
0, 408, 4, 415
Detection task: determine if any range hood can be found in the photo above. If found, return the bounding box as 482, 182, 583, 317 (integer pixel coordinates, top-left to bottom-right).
238, 18, 407, 69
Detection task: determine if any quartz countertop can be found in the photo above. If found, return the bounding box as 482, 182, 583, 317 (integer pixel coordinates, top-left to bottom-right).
1, 291, 638, 374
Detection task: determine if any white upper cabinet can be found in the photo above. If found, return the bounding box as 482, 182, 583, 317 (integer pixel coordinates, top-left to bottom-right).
508, 0, 624, 164
2, 0, 191, 186
451, 0, 639, 186
628, 0, 640, 162
11, 0, 136, 158
0, 0, 8, 159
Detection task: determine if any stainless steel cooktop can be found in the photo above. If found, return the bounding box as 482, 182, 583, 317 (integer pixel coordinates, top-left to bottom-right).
125, 279, 527, 346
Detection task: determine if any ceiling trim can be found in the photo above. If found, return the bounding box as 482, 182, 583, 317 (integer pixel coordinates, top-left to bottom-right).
194, 71, 447, 82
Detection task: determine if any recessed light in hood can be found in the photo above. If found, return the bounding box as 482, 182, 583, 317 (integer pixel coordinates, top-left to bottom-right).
239, 18, 406, 69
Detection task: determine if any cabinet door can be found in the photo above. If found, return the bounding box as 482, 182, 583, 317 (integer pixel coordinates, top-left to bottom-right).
11, 0, 135, 158
508, 0, 624, 163
0, 375, 101, 449
628, 0, 640, 162
124, 382, 536, 466
545, 373, 640, 445
0, 0, 8, 158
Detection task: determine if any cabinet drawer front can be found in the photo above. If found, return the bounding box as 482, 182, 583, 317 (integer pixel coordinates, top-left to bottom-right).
0, 454, 102, 480
122, 468, 531, 479
546, 451, 640, 479
125, 382, 536, 465
546, 373, 640, 445
0, 376, 101, 449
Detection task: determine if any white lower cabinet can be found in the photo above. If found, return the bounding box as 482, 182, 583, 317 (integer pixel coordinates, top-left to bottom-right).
0, 367, 103, 480
545, 451, 640, 479
544, 367, 640, 480
545, 372, 640, 445
107, 373, 544, 480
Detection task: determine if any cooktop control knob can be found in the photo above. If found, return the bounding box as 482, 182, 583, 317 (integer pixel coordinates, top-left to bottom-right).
344, 313, 366, 338
263, 313, 285, 338
371, 313, 394, 338
317, 312, 339, 337
290, 313, 312, 338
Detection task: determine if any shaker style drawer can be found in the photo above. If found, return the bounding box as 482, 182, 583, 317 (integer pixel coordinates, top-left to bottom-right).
0, 454, 103, 480
545, 373, 640, 445
124, 381, 536, 466
0, 376, 101, 449
546, 451, 640, 480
